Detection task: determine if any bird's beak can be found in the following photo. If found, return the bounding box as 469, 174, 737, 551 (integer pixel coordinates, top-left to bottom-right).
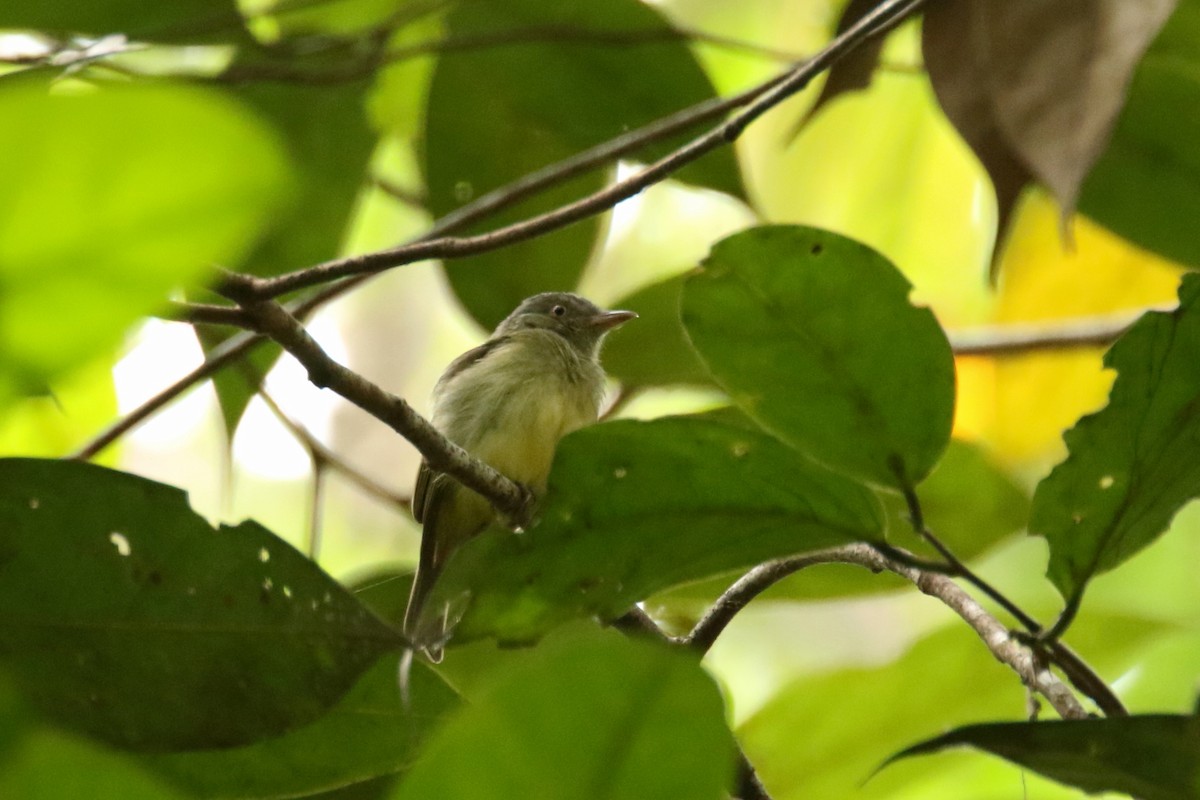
588, 309, 638, 331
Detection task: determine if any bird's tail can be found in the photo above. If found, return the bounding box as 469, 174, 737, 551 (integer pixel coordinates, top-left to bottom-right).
403, 559, 445, 663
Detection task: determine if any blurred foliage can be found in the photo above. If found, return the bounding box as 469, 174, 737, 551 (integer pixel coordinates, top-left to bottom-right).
2, 0, 1200, 798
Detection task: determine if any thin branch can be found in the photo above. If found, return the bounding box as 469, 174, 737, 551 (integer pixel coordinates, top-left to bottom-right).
257, 389, 412, 513
71, 29, 795, 461
898, 487, 1127, 717
224, 0, 928, 300
683, 555, 851, 653
165, 300, 256, 328
217, 281, 531, 523
898, 485, 1042, 632
948, 308, 1164, 357
216, 24, 810, 86
683, 546, 1089, 720
307, 459, 327, 560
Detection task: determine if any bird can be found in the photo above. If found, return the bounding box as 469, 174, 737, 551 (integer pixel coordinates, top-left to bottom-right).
403, 292, 636, 659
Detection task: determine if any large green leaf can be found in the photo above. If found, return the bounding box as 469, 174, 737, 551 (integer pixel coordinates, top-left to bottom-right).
428, 416, 884, 645
682, 225, 956, 490
0, 0, 243, 41
143, 655, 458, 798
424, 0, 743, 329
0, 75, 289, 408
1080, 0, 1200, 267
1, 729, 186, 800
885, 715, 1200, 800
603, 274, 712, 388
392, 630, 734, 800
0, 458, 402, 752
1030, 273, 1200, 602
197, 78, 376, 439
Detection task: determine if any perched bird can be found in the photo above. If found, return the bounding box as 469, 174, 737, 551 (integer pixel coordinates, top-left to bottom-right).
404, 292, 636, 659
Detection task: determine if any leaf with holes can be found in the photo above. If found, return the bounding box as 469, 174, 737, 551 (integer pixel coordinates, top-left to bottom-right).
884, 715, 1200, 800
1030, 272, 1200, 603
426, 415, 884, 646
0, 458, 402, 752
681, 225, 955, 490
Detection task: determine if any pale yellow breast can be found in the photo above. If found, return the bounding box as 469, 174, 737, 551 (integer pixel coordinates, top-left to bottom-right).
433, 330, 605, 492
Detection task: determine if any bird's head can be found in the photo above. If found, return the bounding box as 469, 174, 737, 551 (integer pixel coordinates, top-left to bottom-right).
495, 292, 636, 356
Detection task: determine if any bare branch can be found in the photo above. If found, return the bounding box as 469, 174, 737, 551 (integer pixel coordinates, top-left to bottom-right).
224, 0, 927, 300
72, 0, 923, 461
164, 300, 256, 328
682, 545, 1089, 721
948, 307, 1166, 356
216, 24, 807, 86
257, 389, 412, 513
218, 281, 531, 523
898, 487, 1126, 716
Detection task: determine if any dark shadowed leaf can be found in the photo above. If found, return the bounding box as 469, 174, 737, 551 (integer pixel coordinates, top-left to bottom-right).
790, 0, 888, 135
429, 416, 884, 645
0, 458, 402, 752
885, 715, 1200, 800
0, 75, 289, 409
391, 631, 734, 800
1080, 0, 1200, 267
198, 78, 376, 440
1030, 273, 1200, 603
681, 225, 955, 490
0, 0, 244, 42
143, 655, 458, 799
602, 274, 712, 388
424, 0, 742, 328
924, 0, 1177, 221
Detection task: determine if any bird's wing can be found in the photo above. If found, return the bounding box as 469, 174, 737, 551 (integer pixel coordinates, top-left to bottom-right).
436, 334, 511, 387
412, 460, 432, 524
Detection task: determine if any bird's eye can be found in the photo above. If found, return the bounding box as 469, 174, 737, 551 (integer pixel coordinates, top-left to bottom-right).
551, 305, 566, 317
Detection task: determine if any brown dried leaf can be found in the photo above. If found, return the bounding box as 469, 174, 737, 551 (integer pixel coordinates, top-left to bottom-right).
923, 1, 1032, 279
981, 0, 1178, 215
924, 0, 1178, 222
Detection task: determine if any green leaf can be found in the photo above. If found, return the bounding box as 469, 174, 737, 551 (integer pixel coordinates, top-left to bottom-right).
881, 439, 1029, 561
658, 438, 1028, 605
740, 617, 1163, 799
885, 715, 1200, 800
1030, 273, 1200, 602
0, 458, 401, 752
391, 630, 734, 800
682, 225, 956, 490
603, 274, 712, 388
1080, 1, 1200, 267
0, 0, 243, 42
143, 655, 458, 799
1, 728, 187, 800
0, 76, 289, 406
424, 0, 743, 329
199, 78, 376, 440
430, 416, 884, 645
